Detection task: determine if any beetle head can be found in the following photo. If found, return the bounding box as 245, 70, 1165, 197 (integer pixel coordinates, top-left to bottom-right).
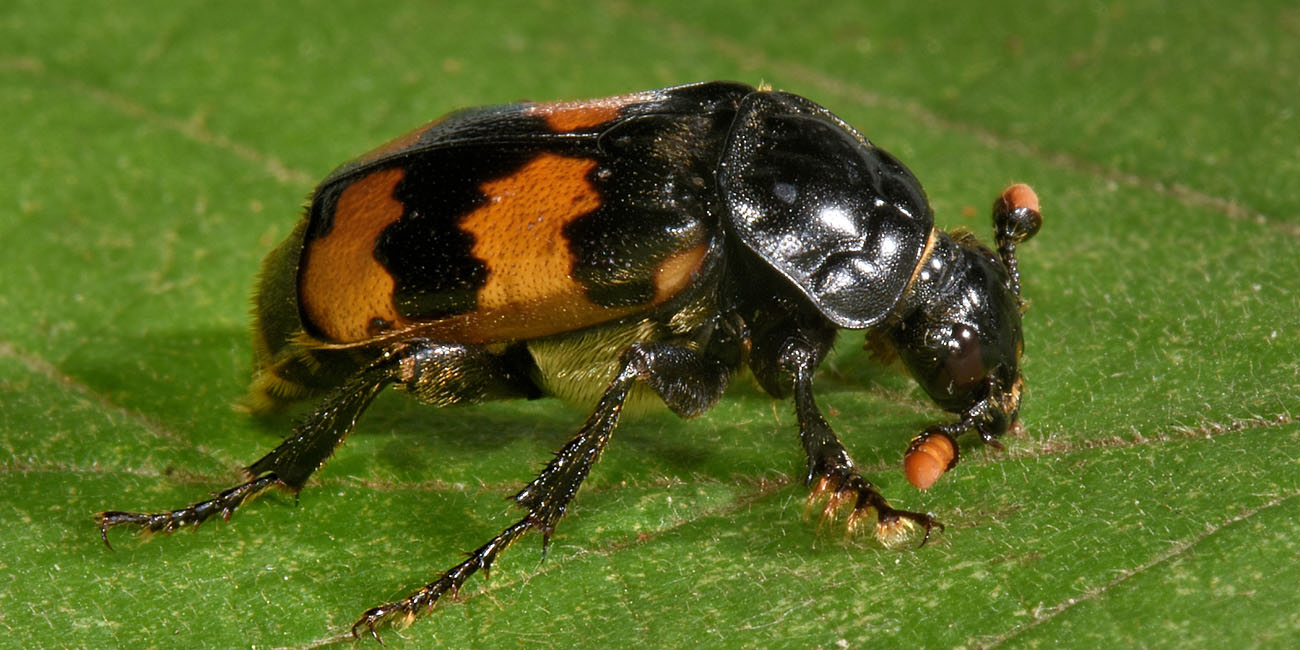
887, 185, 1040, 442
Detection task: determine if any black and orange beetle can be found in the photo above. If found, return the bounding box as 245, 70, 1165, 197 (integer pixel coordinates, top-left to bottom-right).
98, 81, 1041, 638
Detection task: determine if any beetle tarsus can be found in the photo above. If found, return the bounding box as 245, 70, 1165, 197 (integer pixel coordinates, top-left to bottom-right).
808, 465, 939, 547
349, 518, 532, 642
874, 505, 942, 548
95, 473, 280, 544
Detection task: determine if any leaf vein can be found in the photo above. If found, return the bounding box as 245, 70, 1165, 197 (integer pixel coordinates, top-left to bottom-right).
980, 489, 1300, 648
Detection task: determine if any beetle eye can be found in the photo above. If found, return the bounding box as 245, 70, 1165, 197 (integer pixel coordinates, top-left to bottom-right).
368, 317, 394, 336
936, 323, 986, 396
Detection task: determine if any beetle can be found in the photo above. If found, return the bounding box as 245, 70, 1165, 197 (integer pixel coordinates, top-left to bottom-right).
97, 81, 1041, 639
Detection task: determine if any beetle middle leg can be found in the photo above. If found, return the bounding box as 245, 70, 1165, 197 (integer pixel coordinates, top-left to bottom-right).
351, 340, 730, 639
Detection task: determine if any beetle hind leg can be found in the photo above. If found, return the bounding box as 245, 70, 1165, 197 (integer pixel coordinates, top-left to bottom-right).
96, 350, 402, 545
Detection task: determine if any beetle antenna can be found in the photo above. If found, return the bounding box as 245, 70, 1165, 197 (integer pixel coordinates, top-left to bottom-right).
992, 184, 1042, 296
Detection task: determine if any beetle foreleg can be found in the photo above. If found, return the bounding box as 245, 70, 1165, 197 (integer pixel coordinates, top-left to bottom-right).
778, 338, 941, 547
350, 341, 730, 640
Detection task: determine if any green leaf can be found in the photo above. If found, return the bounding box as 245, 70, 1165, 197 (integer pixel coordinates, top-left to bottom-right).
3, 1, 1297, 648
